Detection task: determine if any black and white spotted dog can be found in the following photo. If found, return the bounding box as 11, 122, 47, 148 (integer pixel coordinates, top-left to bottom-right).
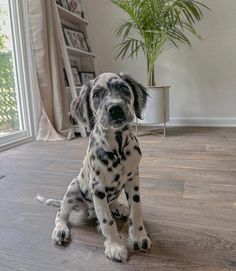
37, 72, 151, 262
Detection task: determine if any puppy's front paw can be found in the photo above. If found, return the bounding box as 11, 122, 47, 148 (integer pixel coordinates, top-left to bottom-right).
52, 223, 70, 246
129, 232, 152, 252
105, 241, 128, 263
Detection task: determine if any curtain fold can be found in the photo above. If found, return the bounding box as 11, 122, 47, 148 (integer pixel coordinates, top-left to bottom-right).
27, 0, 75, 141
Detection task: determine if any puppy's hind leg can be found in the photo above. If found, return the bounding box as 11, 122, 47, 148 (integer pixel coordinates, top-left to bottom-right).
52, 178, 83, 246
110, 200, 129, 220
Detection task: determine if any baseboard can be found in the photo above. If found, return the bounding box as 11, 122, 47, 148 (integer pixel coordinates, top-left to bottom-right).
167, 117, 236, 127
0, 136, 33, 152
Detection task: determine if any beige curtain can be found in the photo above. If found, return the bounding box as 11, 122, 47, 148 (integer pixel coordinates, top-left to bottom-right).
27, 0, 75, 141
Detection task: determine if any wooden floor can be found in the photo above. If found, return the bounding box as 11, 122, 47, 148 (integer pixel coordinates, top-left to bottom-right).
0, 127, 236, 271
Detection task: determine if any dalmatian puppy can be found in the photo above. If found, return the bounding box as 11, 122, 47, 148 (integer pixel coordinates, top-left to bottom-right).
37, 73, 151, 262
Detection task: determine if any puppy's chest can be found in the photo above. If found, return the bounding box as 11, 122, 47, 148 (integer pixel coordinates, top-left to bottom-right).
106, 143, 140, 175
101, 143, 140, 179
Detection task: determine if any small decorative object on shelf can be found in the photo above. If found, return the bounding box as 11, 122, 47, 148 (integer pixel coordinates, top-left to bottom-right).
71, 66, 82, 86
80, 71, 95, 83
63, 68, 69, 86
67, 0, 84, 18
60, 0, 69, 10
63, 26, 89, 52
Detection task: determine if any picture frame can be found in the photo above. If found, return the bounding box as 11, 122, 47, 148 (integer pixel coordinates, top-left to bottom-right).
67, 0, 84, 18
71, 66, 82, 86
60, 0, 69, 9
63, 69, 69, 86
63, 27, 90, 52
80, 72, 96, 84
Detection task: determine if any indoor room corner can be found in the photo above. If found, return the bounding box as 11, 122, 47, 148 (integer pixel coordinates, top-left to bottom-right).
0, 1, 236, 271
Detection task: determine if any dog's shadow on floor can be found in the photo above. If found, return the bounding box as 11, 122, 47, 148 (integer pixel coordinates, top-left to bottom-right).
67, 213, 160, 255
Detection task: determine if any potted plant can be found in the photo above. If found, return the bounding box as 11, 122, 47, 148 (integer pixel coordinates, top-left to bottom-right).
111, 0, 209, 128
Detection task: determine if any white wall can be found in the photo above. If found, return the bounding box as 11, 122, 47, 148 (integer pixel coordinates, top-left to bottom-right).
86, 0, 236, 126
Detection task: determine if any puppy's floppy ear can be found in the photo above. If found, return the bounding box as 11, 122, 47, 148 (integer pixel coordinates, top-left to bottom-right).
69, 82, 95, 131
118, 73, 149, 119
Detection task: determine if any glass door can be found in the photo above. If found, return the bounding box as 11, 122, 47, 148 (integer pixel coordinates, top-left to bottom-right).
0, 0, 21, 137
0, 0, 36, 150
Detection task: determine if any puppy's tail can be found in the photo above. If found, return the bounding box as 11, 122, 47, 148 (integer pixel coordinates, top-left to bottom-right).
35, 194, 62, 208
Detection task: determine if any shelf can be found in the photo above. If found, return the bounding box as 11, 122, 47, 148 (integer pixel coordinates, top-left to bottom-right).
57, 5, 88, 25
66, 46, 95, 57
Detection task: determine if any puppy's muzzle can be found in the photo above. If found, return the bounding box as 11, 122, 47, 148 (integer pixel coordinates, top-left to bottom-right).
108, 104, 125, 121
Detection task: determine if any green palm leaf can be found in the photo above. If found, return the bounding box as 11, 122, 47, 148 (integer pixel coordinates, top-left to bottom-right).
111, 0, 210, 85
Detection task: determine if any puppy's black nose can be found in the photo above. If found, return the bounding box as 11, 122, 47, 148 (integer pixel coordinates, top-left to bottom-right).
108, 104, 124, 120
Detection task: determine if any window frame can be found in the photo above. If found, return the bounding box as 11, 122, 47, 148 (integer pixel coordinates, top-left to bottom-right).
0, 0, 38, 151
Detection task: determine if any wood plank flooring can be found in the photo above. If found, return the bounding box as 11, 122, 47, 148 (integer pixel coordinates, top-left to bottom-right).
0, 127, 236, 271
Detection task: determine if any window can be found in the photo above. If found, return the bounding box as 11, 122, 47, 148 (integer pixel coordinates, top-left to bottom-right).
0, 0, 37, 151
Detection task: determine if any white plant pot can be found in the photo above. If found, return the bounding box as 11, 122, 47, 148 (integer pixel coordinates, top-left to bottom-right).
141, 86, 170, 125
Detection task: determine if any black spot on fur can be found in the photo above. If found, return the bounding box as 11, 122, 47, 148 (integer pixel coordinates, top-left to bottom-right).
96, 170, 100, 176
112, 158, 120, 167
76, 197, 83, 202
115, 131, 123, 156
139, 226, 143, 231
134, 186, 139, 191
121, 153, 126, 161
68, 199, 74, 204
106, 186, 116, 192
109, 220, 114, 226
107, 167, 112, 172
141, 239, 148, 250
81, 189, 92, 202
106, 151, 116, 161
95, 147, 109, 166
133, 195, 140, 202
134, 146, 142, 155
133, 242, 139, 250
128, 177, 133, 181
113, 174, 120, 182
91, 154, 96, 161
95, 189, 106, 199
127, 172, 132, 176
126, 150, 131, 156
125, 192, 129, 200
103, 219, 107, 224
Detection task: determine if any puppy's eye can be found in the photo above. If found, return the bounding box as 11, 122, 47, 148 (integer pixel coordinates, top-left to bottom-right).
121, 85, 128, 91
120, 85, 130, 96
93, 91, 100, 98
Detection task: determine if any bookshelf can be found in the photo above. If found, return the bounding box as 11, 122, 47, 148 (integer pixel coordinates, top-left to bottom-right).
53, 0, 98, 136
